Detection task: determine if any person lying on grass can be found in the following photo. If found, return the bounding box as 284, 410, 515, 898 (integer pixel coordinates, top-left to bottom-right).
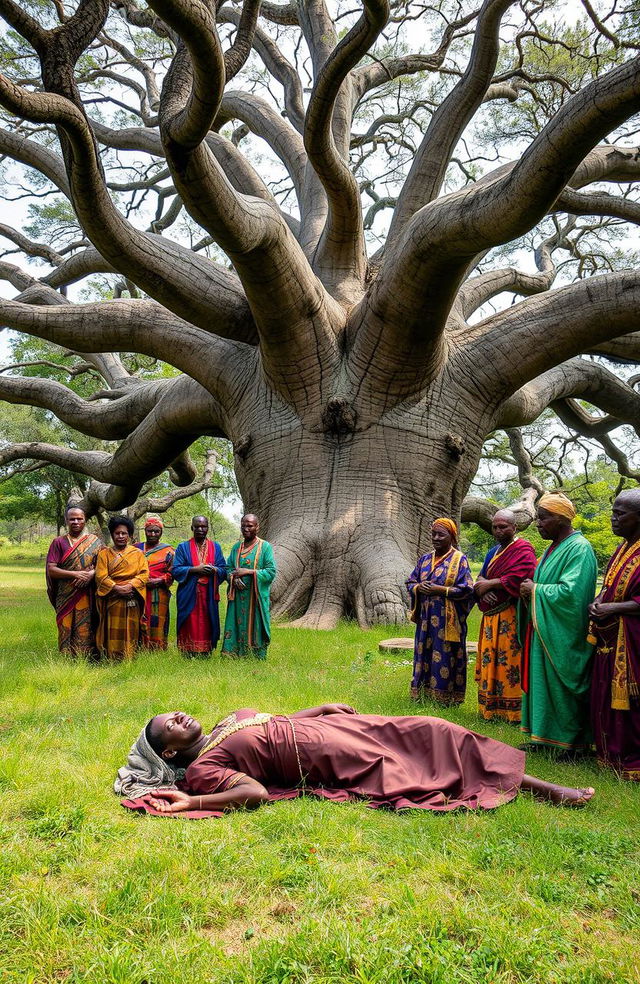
115, 705, 595, 816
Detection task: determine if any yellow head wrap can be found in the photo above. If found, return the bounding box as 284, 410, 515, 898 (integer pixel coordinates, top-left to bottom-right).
432, 517, 459, 547
537, 491, 576, 521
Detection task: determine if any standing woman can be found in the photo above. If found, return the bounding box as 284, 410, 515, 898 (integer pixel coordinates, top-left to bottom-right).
407, 518, 475, 704
135, 516, 175, 650
46, 504, 102, 656
95, 515, 149, 661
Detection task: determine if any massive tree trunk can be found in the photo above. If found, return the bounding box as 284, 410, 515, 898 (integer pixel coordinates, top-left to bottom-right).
233, 374, 489, 626
1, 0, 640, 626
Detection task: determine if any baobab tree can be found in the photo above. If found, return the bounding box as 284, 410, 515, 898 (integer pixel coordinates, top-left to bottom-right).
0, 0, 639, 626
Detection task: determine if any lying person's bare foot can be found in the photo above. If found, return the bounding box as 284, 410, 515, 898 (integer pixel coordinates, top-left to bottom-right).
520, 774, 595, 807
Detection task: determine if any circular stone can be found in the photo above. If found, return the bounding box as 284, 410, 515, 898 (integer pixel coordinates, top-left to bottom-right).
379, 637, 479, 654
378, 637, 414, 653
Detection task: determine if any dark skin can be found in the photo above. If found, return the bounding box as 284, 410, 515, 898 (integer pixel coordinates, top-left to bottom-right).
475, 511, 517, 608
415, 524, 455, 597
146, 704, 357, 813
47, 508, 96, 590
231, 514, 260, 592
110, 523, 136, 598
143, 706, 594, 812
144, 524, 166, 587
520, 506, 575, 601
189, 516, 219, 578
589, 493, 640, 621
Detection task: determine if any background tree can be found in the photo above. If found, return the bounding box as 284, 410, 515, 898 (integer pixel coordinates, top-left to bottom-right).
0, 0, 638, 626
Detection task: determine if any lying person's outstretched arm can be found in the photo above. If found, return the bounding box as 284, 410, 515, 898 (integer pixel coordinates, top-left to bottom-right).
289, 704, 356, 718
146, 779, 269, 813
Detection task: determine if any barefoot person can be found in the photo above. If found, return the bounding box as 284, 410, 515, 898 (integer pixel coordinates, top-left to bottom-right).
588, 490, 640, 781
173, 516, 226, 658
407, 518, 475, 704
474, 510, 537, 723
519, 491, 597, 754
115, 705, 595, 816
222, 514, 276, 659
46, 504, 102, 656
135, 516, 175, 650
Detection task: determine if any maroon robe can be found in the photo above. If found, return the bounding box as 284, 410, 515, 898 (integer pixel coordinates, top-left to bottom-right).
590, 540, 640, 781
122, 708, 525, 818
477, 538, 537, 613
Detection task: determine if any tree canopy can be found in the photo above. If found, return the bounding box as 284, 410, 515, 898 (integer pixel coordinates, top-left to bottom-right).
0, 0, 639, 625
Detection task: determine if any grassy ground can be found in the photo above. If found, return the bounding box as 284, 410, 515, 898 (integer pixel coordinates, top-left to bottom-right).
1, 564, 639, 984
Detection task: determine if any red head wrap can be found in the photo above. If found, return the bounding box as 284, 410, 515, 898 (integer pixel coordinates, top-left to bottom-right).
144, 515, 164, 530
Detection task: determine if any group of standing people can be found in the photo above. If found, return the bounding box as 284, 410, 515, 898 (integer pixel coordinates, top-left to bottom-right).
407, 489, 640, 782
46, 510, 276, 663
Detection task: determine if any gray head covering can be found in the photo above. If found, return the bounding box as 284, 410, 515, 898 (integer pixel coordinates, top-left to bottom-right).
114, 725, 185, 799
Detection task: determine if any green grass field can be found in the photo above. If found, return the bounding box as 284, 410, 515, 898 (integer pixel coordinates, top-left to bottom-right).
1, 564, 639, 984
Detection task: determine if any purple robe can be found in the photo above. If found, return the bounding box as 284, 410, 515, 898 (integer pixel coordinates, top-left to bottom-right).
406, 549, 475, 704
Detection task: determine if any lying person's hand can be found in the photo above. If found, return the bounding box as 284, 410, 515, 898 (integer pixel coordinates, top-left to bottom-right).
145, 789, 193, 813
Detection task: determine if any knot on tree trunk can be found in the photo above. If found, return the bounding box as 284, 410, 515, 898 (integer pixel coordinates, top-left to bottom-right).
234, 433, 252, 460
322, 398, 358, 437
445, 432, 466, 461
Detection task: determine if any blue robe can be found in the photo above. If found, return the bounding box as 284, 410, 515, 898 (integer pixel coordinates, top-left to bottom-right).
406, 548, 475, 705
173, 539, 227, 648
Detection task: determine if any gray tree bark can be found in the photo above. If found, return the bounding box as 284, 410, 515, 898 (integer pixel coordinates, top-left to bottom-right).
0, 0, 639, 626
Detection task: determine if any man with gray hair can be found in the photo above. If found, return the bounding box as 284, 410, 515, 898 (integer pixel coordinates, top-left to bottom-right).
474, 510, 536, 723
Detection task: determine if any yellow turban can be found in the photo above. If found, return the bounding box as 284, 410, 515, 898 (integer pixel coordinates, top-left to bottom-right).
537, 491, 576, 521
432, 517, 459, 546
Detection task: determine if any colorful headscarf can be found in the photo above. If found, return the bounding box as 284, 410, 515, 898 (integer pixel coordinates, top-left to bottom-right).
432, 517, 459, 547
144, 515, 164, 530
537, 491, 576, 521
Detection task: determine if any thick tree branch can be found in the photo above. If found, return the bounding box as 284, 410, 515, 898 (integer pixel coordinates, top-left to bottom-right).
223, 0, 261, 82
0, 373, 171, 440
217, 90, 306, 204
456, 233, 557, 319
0, 223, 64, 265
388, 0, 515, 246
360, 57, 640, 394
0, 127, 71, 197
0, 295, 245, 406
496, 355, 640, 432
151, 0, 224, 150
219, 5, 305, 132
555, 187, 640, 225
0, 376, 228, 511
461, 486, 538, 532
304, 0, 389, 295
0, 78, 256, 344
127, 448, 220, 520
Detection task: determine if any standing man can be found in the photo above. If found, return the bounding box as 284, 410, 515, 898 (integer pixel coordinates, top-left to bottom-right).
222, 514, 276, 659
46, 504, 102, 656
519, 491, 597, 755
589, 490, 640, 781
474, 510, 537, 723
173, 516, 226, 658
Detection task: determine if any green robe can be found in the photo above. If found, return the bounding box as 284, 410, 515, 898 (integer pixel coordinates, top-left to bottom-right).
222, 538, 276, 659
520, 531, 597, 750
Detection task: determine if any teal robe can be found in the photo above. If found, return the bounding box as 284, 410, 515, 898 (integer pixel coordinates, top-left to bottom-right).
222, 538, 276, 659
520, 531, 597, 750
